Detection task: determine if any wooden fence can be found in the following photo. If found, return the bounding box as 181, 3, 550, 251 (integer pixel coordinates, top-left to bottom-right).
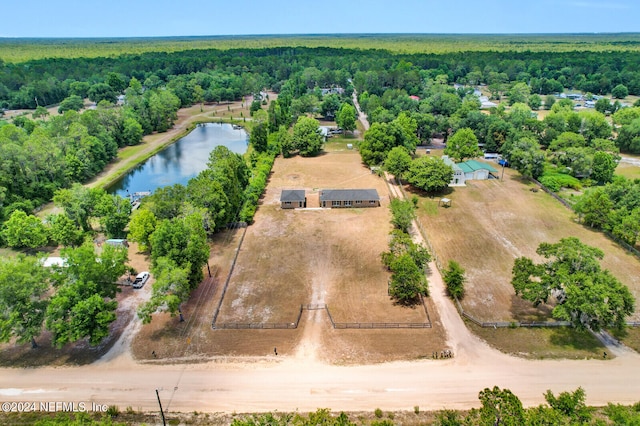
214, 303, 432, 330
211, 225, 248, 328
454, 298, 569, 328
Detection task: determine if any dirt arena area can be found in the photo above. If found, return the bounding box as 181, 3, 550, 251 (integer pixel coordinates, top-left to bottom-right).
215, 148, 446, 363
414, 164, 640, 323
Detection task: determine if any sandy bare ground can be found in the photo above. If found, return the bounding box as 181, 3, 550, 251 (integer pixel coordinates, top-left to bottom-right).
2, 99, 640, 416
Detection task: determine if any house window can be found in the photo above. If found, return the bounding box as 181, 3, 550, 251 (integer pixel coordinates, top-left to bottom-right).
332, 200, 341, 207
344, 200, 352, 207
355, 200, 362, 205
370, 200, 377, 205
284, 201, 291, 206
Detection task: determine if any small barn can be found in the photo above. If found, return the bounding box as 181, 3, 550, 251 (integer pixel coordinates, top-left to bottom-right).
457, 160, 498, 181
319, 189, 380, 208
280, 190, 306, 209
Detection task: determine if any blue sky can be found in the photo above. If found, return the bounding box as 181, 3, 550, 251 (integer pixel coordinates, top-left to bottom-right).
2, 0, 638, 38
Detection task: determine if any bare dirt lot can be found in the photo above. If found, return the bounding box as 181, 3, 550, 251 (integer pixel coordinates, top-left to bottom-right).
130, 146, 447, 365
414, 164, 640, 323
213, 147, 447, 364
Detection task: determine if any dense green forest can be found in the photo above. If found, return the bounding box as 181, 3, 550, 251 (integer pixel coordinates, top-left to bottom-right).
2, 33, 640, 62
3, 45, 640, 110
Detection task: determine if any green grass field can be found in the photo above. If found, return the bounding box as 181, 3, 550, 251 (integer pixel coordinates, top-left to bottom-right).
616, 158, 640, 180
2, 33, 640, 62
468, 321, 607, 359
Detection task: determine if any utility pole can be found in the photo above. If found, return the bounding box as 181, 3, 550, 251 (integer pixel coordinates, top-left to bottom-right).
156, 389, 166, 426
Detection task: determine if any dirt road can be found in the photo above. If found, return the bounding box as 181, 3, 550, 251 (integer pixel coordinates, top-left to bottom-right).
1, 350, 640, 413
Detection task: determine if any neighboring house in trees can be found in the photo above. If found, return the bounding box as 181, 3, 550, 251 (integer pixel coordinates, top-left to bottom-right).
105, 239, 129, 248
280, 190, 307, 209
320, 87, 344, 96
479, 96, 498, 109
319, 189, 380, 208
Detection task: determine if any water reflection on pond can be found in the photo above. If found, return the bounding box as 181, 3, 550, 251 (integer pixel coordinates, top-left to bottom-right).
108, 123, 247, 198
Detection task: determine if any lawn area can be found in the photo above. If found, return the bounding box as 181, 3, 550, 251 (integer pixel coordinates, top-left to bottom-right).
468, 321, 608, 360
611, 326, 640, 353
413, 164, 640, 323
616, 156, 640, 180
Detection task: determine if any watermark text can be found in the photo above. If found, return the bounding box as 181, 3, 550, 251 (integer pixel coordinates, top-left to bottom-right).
1, 401, 108, 412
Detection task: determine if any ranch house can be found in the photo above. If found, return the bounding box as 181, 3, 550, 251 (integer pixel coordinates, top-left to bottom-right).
319, 189, 380, 208
280, 189, 307, 209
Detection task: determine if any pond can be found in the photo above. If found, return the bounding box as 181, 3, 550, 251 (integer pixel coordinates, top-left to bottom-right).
107, 123, 248, 198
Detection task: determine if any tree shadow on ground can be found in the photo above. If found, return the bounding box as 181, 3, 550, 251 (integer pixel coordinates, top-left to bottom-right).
510, 294, 554, 322
548, 327, 604, 352
403, 183, 454, 198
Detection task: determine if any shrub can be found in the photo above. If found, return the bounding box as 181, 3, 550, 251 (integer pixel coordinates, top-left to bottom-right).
390, 198, 415, 233
374, 408, 383, 418
443, 260, 466, 299
539, 176, 561, 192
540, 169, 582, 191
106, 405, 120, 418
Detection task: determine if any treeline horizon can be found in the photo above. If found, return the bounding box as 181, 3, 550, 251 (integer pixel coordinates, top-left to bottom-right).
2, 32, 640, 62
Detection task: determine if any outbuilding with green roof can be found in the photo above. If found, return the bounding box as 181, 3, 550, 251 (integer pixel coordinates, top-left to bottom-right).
442, 156, 498, 186
457, 160, 498, 181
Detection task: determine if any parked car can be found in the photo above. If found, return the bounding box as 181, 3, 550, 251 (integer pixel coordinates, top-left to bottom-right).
132, 271, 150, 289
